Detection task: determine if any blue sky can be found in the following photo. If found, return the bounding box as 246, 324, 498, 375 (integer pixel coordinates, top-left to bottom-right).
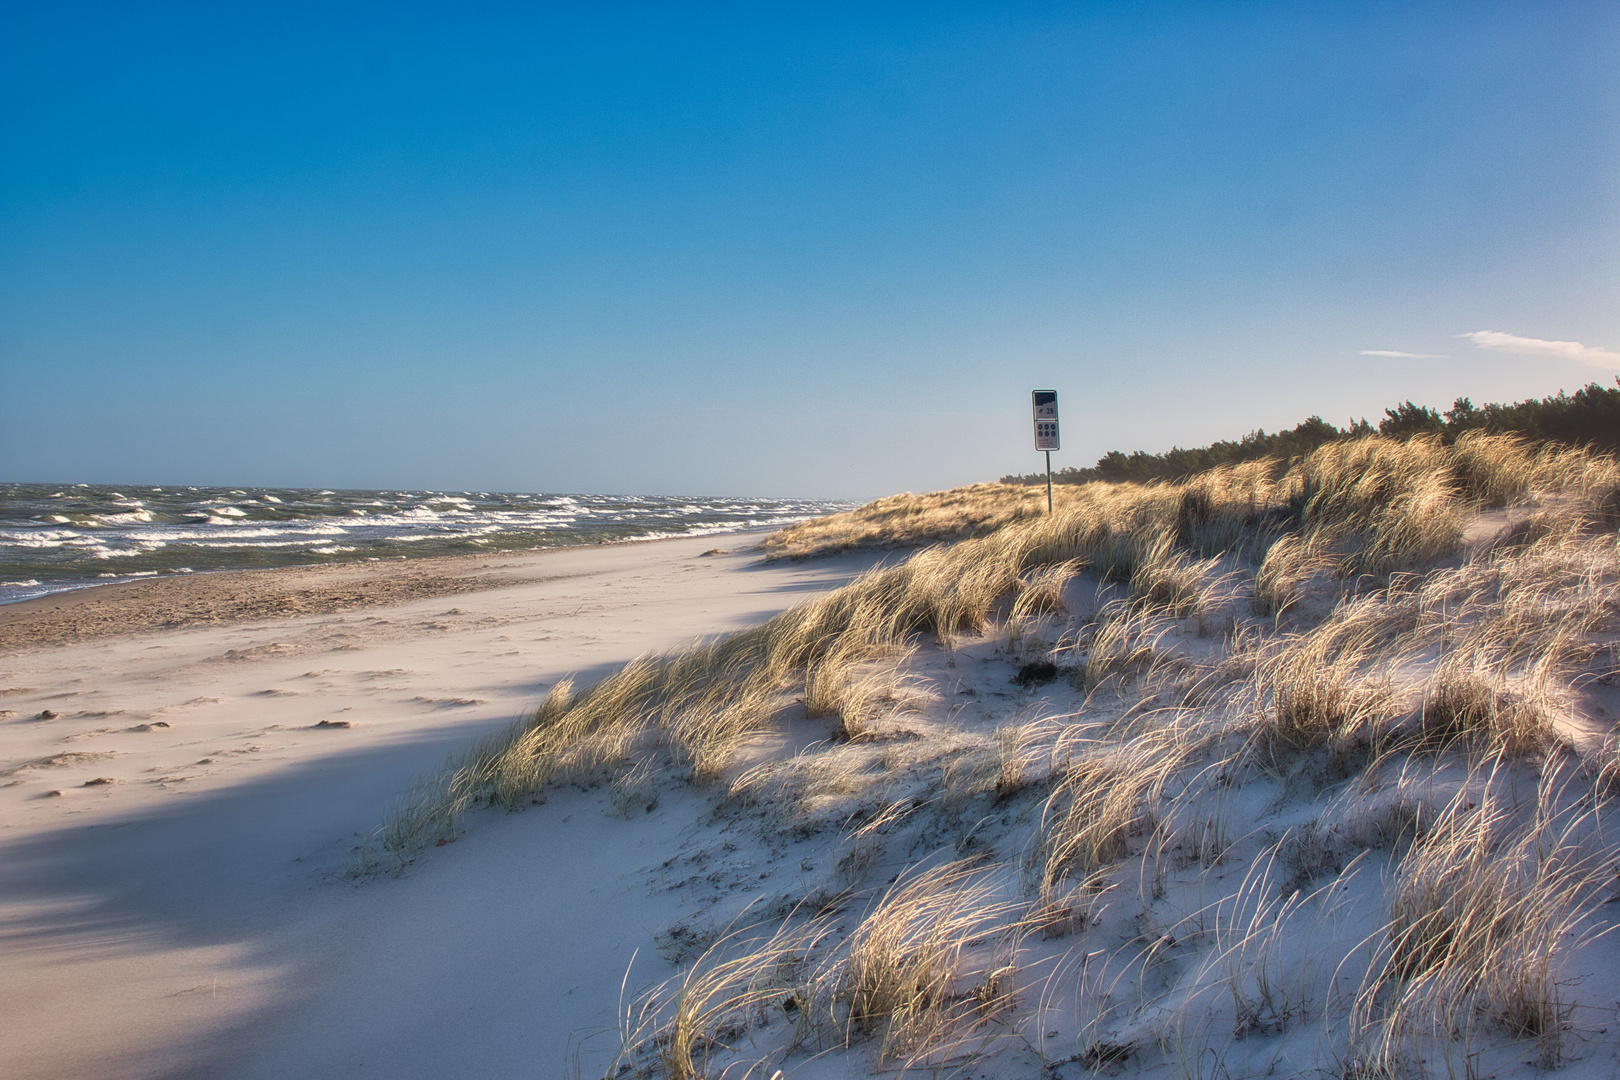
2, 2, 1616, 498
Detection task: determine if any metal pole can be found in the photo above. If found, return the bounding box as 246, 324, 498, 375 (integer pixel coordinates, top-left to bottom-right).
1045, 450, 1053, 514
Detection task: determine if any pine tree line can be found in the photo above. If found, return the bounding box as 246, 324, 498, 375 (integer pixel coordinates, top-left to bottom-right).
1001, 379, 1620, 486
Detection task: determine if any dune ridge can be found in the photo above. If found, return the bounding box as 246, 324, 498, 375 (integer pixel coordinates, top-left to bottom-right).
383, 431, 1620, 1079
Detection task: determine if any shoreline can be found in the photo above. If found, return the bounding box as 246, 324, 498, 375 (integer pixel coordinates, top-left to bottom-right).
0, 527, 776, 651
0, 480, 845, 610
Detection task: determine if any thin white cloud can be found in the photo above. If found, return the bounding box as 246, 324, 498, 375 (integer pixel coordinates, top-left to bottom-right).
1460, 330, 1620, 370
1360, 349, 1449, 359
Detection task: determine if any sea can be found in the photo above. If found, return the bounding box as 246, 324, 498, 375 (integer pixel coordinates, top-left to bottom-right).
0, 482, 850, 605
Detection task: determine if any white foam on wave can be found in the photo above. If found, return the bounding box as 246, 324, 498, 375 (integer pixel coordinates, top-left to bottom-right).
163, 538, 347, 551
166, 535, 344, 549
130, 523, 349, 542
2, 530, 88, 548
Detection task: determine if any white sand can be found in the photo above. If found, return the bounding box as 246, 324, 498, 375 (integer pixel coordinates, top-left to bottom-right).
0, 535, 878, 1080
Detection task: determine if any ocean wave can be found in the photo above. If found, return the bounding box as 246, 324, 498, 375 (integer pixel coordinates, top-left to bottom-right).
0, 481, 851, 590
1, 531, 99, 548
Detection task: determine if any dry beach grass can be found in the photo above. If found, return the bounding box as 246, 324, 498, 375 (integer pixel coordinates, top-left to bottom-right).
372, 433, 1620, 1079
762, 482, 1087, 560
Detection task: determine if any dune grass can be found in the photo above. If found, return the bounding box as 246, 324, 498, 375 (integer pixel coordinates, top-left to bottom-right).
368, 432, 1620, 1079
1347, 764, 1604, 1075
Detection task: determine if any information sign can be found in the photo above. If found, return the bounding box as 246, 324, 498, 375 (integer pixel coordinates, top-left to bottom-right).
1032, 390, 1059, 450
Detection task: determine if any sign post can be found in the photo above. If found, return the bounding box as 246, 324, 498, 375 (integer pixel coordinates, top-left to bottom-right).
1032, 390, 1059, 514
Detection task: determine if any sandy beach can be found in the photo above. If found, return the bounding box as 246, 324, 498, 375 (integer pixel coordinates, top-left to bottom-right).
0, 534, 880, 1080
6, 440, 1620, 1080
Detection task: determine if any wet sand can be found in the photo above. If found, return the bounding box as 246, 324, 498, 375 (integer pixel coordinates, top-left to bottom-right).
0, 542, 734, 651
